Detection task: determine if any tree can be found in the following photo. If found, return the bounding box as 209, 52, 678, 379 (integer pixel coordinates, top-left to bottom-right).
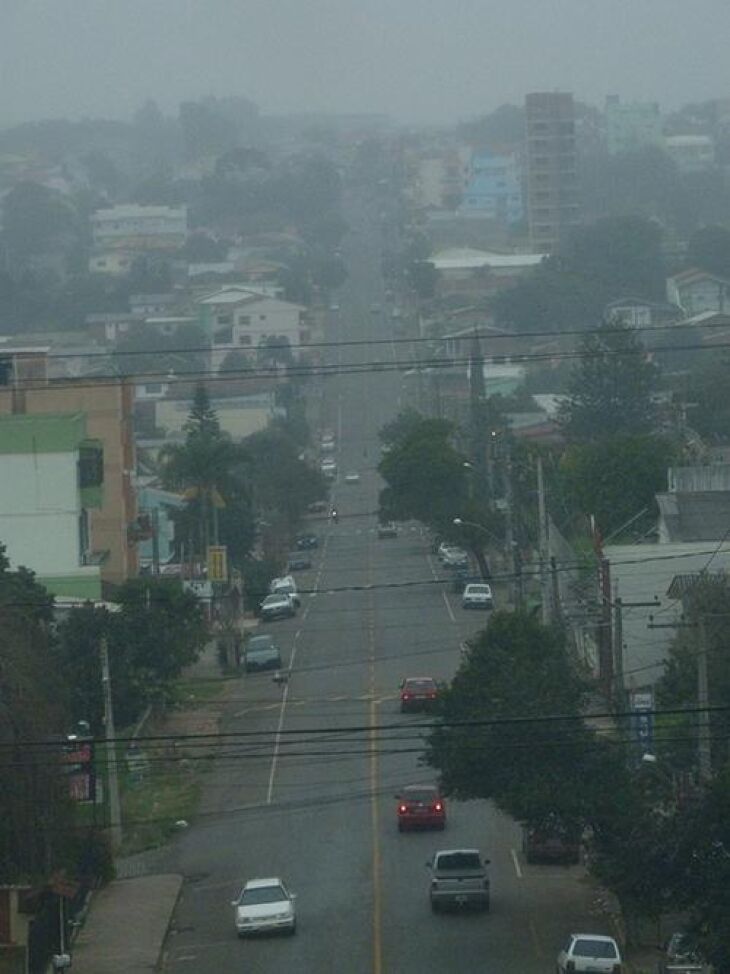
558, 322, 659, 441
564, 215, 665, 299
687, 225, 730, 279
682, 354, 730, 440
427, 612, 605, 822
243, 426, 326, 536
160, 384, 248, 559
54, 579, 206, 731
559, 434, 676, 536
1, 181, 77, 259
0, 544, 74, 881
378, 417, 468, 529
407, 260, 437, 300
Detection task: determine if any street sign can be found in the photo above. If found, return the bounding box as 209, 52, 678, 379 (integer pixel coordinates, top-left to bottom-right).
207, 545, 228, 582
630, 689, 654, 753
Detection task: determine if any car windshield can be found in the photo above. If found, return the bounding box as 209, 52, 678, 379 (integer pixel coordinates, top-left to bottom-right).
469, 586, 490, 594
573, 939, 618, 959
263, 595, 285, 606
240, 885, 287, 905
406, 679, 435, 690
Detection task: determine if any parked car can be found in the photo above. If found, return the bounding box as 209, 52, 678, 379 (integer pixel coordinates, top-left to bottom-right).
399, 676, 440, 713
556, 934, 622, 974
231, 877, 297, 936
522, 822, 581, 864
260, 593, 296, 621
287, 551, 312, 571
462, 583, 494, 610
269, 575, 301, 607
296, 533, 319, 550
378, 522, 398, 539
660, 933, 707, 973
441, 547, 469, 569
451, 568, 481, 593
244, 635, 282, 673
428, 849, 490, 913
396, 784, 446, 831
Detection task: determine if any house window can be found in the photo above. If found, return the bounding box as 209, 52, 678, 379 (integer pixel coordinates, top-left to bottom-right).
144, 382, 163, 394
216, 314, 232, 326
238, 334, 252, 345
214, 326, 233, 344
259, 314, 267, 321
238, 315, 251, 325
79, 446, 104, 488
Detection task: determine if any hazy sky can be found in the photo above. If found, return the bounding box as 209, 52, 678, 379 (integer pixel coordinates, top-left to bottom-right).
1, 0, 729, 125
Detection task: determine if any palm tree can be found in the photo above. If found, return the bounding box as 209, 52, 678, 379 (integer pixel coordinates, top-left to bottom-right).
159, 384, 245, 561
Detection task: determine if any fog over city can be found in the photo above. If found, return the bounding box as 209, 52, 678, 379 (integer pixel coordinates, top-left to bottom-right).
2, 0, 730, 123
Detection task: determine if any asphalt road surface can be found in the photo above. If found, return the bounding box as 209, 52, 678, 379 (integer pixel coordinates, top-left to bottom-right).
162, 189, 613, 972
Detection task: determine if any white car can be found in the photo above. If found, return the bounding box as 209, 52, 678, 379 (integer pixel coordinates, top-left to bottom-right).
462, 583, 493, 610
270, 575, 301, 607
231, 877, 297, 936
557, 934, 622, 974
260, 593, 296, 621
344, 471, 360, 484
441, 546, 469, 569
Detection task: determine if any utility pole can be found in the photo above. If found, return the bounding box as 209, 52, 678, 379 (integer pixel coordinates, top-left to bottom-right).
503, 443, 520, 607
100, 637, 122, 850
151, 506, 160, 576
536, 456, 551, 624
613, 590, 624, 704
698, 618, 712, 784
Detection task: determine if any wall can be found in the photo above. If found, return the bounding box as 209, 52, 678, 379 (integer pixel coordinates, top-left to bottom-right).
0, 380, 136, 589
0, 452, 80, 574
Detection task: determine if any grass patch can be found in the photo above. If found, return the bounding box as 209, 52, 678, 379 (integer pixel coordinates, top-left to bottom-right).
174, 678, 227, 706
120, 763, 201, 857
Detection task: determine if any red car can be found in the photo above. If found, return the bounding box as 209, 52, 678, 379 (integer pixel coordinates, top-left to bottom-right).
399, 677, 439, 713
397, 785, 446, 831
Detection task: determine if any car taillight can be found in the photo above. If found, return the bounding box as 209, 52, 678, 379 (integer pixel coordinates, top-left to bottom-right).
429, 692, 437, 699
401, 693, 410, 700
398, 804, 408, 814
434, 802, 443, 812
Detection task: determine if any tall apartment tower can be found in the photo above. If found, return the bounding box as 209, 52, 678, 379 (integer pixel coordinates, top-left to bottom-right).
525, 92, 580, 253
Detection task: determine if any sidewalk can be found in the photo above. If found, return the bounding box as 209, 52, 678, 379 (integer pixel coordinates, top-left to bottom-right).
70, 874, 182, 974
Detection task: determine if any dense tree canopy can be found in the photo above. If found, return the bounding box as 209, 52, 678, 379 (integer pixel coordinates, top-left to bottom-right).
558, 322, 659, 441
559, 434, 676, 536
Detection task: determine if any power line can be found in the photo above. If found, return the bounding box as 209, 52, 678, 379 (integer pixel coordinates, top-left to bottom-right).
37, 315, 730, 364
6, 336, 730, 392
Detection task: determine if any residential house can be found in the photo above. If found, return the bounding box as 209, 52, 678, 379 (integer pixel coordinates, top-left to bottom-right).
88, 251, 134, 276
657, 464, 730, 543
666, 269, 730, 316
605, 540, 730, 692
0, 354, 137, 592
129, 293, 180, 316
0, 413, 103, 598
430, 248, 544, 302
91, 204, 187, 252
603, 297, 682, 328
197, 286, 310, 370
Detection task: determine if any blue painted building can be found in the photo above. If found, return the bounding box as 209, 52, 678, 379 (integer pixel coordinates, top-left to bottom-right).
460, 152, 523, 224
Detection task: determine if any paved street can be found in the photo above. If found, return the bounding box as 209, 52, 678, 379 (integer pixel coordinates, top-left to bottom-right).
162, 190, 612, 973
